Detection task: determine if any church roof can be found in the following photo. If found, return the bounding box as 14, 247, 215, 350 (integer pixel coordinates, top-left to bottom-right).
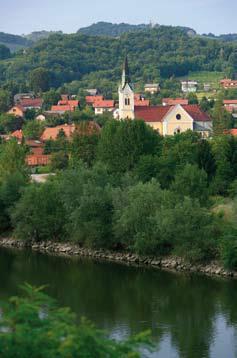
135, 104, 211, 123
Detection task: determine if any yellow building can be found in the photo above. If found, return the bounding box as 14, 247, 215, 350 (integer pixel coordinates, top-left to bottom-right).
8, 105, 25, 117
135, 104, 212, 137
118, 57, 212, 136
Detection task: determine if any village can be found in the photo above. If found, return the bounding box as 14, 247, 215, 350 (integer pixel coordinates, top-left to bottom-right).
1, 57, 237, 171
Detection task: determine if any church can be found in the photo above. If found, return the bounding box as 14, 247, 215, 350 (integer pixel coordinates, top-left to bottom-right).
118, 57, 212, 137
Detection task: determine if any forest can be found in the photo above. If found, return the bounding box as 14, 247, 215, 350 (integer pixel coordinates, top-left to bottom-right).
1, 25, 237, 95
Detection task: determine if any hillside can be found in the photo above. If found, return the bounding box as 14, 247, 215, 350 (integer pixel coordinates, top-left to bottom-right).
23, 30, 63, 42
77, 21, 197, 37
0, 25, 237, 94
0, 32, 32, 52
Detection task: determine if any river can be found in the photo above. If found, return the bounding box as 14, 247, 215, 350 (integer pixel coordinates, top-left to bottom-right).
0, 247, 237, 357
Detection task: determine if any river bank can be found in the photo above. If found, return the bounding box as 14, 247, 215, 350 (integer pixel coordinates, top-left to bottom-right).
0, 237, 236, 278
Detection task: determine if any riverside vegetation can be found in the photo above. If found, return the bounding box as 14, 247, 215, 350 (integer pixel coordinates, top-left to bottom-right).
0, 283, 150, 357
1, 119, 237, 271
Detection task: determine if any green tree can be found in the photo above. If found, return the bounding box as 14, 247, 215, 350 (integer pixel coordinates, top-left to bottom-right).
187, 93, 199, 105
211, 96, 232, 136
0, 114, 23, 134
0, 44, 11, 60
42, 89, 61, 109
171, 164, 209, 205
0, 89, 12, 113
0, 284, 150, 358
29, 67, 50, 93
23, 120, 44, 140
97, 120, 161, 173
11, 180, 66, 242
0, 139, 27, 182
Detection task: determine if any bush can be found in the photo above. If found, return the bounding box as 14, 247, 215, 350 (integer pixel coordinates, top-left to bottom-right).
0, 284, 151, 357
11, 180, 66, 242
220, 229, 237, 270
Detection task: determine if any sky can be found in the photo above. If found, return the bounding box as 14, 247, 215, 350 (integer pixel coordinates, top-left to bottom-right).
0, 0, 236, 36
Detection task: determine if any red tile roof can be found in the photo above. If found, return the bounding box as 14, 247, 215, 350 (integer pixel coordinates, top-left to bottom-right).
41, 124, 75, 141
58, 100, 79, 107
135, 104, 211, 123
134, 99, 150, 107
182, 105, 211, 122
135, 106, 172, 122
20, 98, 43, 108
162, 98, 188, 106
93, 100, 115, 108
86, 95, 104, 104
229, 129, 237, 136
26, 154, 51, 166
11, 129, 23, 140
74, 121, 101, 136
223, 100, 237, 105
51, 105, 73, 112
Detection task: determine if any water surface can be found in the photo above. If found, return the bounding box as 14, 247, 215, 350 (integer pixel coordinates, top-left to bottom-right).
0, 247, 237, 357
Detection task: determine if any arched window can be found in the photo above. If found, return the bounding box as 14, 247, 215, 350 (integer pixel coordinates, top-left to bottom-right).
125, 98, 130, 106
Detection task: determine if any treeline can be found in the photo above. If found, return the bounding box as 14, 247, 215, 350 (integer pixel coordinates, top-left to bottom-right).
1, 121, 237, 269
1, 26, 237, 94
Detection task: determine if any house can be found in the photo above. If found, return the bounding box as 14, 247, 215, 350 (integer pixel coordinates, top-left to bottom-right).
26, 154, 51, 167
162, 98, 188, 106
181, 81, 198, 93
144, 83, 160, 94
204, 83, 211, 92
220, 79, 237, 89
36, 114, 46, 121
135, 104, 212, 137
93, 100, 115, 115
8, 105, 25, 117
86, 95, 104, 105
14, 92, 35, 104
86, 89, 98, 96
25, 140, 45, 155
223, 100, 237, 113
41, 124, 75, 141
228, 129, 237, 136
50, 97, 79, 113
10, 129, 24, 142
19, 98, 43, 110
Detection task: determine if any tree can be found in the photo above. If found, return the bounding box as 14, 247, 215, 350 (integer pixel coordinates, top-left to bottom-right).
211, 96, 232, 136
171, 164, 209, 205
97, 120, 161, 173
0, 139, 27, 182
0, 44, 10, 60
42, 89, 61, 109
0, 114, 23, 134
11, 180, 66, 242
0, 284, 150, 357
0, 89, 12, 113
187, 93, 198, 105
50, 151, 69, 171
29, 67, 51, 93
23, 120, 44, 139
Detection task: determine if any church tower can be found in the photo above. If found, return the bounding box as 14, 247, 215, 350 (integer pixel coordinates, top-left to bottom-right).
118, 56, 135, 120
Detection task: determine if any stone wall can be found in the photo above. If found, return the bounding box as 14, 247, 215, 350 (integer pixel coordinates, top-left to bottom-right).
0, 237, 236, 278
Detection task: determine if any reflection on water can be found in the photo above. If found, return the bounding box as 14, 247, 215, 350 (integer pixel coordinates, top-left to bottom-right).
0, 247, 237, 357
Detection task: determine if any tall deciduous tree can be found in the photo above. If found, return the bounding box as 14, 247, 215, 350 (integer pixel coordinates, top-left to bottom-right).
29, 67, 51, 93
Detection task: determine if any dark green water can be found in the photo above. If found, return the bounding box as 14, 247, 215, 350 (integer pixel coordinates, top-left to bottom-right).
0, 247, 237, 358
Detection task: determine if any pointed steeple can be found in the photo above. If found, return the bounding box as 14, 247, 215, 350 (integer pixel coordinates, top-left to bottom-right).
121, 55, 131, 88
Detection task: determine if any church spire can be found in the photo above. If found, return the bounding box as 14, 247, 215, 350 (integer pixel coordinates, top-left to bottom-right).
121, 55, 131, 88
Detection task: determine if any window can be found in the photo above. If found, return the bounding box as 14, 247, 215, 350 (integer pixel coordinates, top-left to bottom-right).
125, 98, 130, 106
176, 114, 181, 120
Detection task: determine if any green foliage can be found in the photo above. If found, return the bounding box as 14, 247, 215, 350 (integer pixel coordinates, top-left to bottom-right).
70, 132, 99, 167
59, 164, 114, 248
50, 151, 69, 171
29, 67, 51, 93
188, 93, 199, 104
171, 164, 209, 205
0, 44, 11, 60
97, 120, 161, 173
23, 120, 44, 139
0, 139, 27, 182
0, 284, 150, 357
42, 89, 61, 110
0, 89, 12, 113
211, 96, 232, 136
220, 228, 237, 270
11, 180, 67, 242
0, 114, 23, 134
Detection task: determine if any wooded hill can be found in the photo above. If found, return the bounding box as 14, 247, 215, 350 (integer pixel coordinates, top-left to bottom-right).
1, 25, 237, 93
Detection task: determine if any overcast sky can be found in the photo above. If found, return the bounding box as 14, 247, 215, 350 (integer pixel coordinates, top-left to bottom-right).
0, 0, 236, 35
